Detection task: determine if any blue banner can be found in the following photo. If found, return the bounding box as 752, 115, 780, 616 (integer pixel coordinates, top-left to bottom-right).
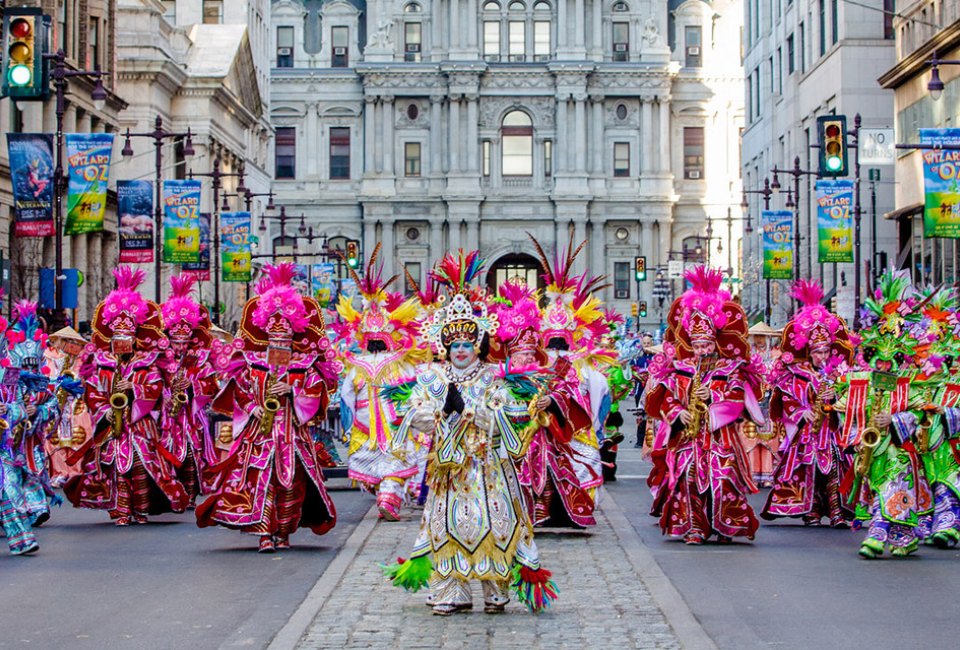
182, 212, 211, 281
220, 211, 251, 282
162, 179, 201, 263
920, 128, 960, 238
761, 210, 794, 280
6, 133, 54, 237
815, 179, 854, 263
117, 180, 154, 263
65, 133, 114, 234
311, 262, 337, 308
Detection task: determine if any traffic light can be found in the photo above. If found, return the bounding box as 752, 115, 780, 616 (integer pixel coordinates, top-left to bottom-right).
639, 301, 648, 318
1, 8, 50, 101
817, 115, 848, 177
345, 240, 360, 268
634, 256, 647, 282
630, 302, 638, 317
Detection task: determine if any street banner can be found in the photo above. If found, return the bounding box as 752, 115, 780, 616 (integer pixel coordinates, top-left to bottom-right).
162, 179, 202, 263
220, 211, 251, 282
920, 127, 960, 238
761, 210, 794, 280
65, 133, 114, 234
815, 179, 854, 263
292, 264, 310, 296
182, 212, 211, 281
340, 278, 358, 302
6, 133, 54, 237
311, 262, 337, 308
117, 180, 154, 263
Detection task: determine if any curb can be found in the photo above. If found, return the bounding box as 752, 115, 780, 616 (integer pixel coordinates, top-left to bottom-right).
600, 490, 718, 650
265, 503, 380, 650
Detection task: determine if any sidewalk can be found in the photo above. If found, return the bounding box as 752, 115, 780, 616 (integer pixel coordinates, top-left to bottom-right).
280, 486, 705, 650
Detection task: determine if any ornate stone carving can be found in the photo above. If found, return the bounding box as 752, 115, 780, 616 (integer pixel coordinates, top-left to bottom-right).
642, 17, 663, 47
479, 96, 555, 128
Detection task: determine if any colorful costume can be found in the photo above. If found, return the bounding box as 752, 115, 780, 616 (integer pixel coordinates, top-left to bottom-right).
197, 263, 338, 552
64, 267, 189, 525
762, 281, 855, 527
43, 327, 91, 486
337, 246, 427, 520
382, 251, 557, 616
160, 274, 218, 504
646, 267, 761, 544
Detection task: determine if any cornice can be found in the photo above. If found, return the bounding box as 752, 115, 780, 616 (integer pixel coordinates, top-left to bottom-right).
879, 21, 960, 89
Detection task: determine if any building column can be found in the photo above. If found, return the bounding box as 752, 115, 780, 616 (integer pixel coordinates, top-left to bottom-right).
466, 94, 479, 173
590, 220, 606, 290
465, 218, 480, 251
467, 0, 478, 48
557, 0, 567, 50
574, 96, 587, 172
591, 0, 602, 58
431, 4, 443, 58
555, 96, 568, 173
572, 218, 587, 273
591, 96, 604, 175
364, 216, 377, 253
449, 95, 461, 173
374, 99, 384, 174
364, 96, 376, 175
430, 219, 444, 259
574, 0, 585, 49
430, 95, 444, 175
383, 96, 395, 176
658, 99, 671, 174
641, 99, 653, 176
381, 219, 395, 277
657, 218, 672, 266
89, 233, 102, 319
306, 102, 319, 178
449, 0, 460, 53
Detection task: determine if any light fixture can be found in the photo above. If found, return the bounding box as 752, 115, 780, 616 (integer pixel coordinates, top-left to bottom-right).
266, 193, 276, 211
615, 227, 629, 241
221, 194, 231, 212
929, 64, 944, 101
740, 195, 749, 210
91, 76, 107, 111
259, 217, 267, 233
770, 173, 781, 192
121, 131, 134, 157
298, 214, 307, 236
785, 191, 795, 209
183, 130, 195, 157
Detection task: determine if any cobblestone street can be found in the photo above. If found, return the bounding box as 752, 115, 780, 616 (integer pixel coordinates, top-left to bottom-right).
296, 496, 682, 650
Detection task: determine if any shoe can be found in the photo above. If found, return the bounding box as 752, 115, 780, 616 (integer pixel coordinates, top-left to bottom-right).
258, 536, 275, 553
115, 516, 131, 527
830, 516, 850, 529
484, 594, 509, 614
274, 535, 290, 550
11, 541, 39, 556
684, 532, 705, 545
32, 511, 50, 527
133, 514, 148, 525
432, 603, 468, 616
715, 534, 732, 544
803, 514, 823, 527
932, 530, 960, 549
891, 540, 919, 557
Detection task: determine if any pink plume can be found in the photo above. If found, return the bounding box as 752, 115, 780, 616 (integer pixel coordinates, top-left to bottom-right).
114, 266, 146, 292
265, 262, 298, 287
13, 299, 38, 322
791, 280, 824, 307
170, 274, 197, 300
679, 265, 730, 331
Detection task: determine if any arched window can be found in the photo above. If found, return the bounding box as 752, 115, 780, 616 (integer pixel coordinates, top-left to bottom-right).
483, 1, 501, 10
534, 1, 551, 10
509, 1, 526, 11
404, 1, 422, 11
612, 1, 629, 11
502, 111, 533, 176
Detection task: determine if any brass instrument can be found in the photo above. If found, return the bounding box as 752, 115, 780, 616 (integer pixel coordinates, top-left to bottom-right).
56, 366, 77, 409
528, 383, 553, 429
855, 387, 885, 478
109, 371, 129, 440
809, 370, 834, 434
260, 373, 282, 436
684, 356, 712, 441
172, 366, 189, 417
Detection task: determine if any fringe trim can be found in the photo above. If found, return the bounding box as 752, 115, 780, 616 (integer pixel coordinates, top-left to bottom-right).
380, 554, 432, 592
510, 563, 559, 613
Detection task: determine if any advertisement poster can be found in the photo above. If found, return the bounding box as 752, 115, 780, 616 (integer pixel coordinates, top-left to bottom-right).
815, 179, 854, 263
117, 180, 154, 263
339, 278, 358, 302
292, 264, 310, 296
182, 212, 211, 281
220, 211, 251, 282
761, 210, 794, 280
920, 128, 960, 238
162, 179, 201, 263
6, 133, 55, 237
65, 133, 114, 234
311, 262, 337, 308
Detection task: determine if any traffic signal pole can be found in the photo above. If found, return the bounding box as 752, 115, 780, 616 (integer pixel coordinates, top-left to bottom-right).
852, 114, 863, 330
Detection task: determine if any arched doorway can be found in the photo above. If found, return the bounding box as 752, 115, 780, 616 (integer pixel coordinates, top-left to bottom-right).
486, 253, 545, 294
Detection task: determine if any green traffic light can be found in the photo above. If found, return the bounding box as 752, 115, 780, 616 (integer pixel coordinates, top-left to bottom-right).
348, 258, 359, 268
826, 156, 842, 172
8, 63, 31, 87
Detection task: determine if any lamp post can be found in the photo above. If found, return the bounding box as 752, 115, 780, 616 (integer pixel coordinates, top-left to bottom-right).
771, 157, 820, 305
43, 48, 108, 320
188, 157, 246, 326
926, 52, 960, 101
742, 179, 774, 322
120, 115, 196, 302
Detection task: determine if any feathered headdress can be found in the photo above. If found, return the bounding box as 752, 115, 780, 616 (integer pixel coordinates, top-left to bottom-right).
859, 269, 919, 363
91, 266, 166, 351
788, 280, 841, 351
336, 243, 418, 351
251, 263, 310, 338
492, 280, 541, 356
6, 300, 47, 370
162, 274, 209, 344
663, 265, 749, 360
425, 250, 497, 355
907, 285, 960, 364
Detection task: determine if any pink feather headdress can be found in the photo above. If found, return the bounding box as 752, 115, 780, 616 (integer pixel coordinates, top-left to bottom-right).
493, 280, 541, 350
251, 263, 310, 335
102, 266, 150, 331
162, 274, 204, 334
788, 280, 840, 351
679, 267, 729, 342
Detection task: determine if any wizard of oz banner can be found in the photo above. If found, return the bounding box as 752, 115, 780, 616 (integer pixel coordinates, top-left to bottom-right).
761, 210, 794, 280
220, 211, 252, 282
117, 180, 154, 263
815, 179, 854, 263
6, 133, 54, 237
65, 133, 114, 234
920, 127, 960, 238
311, 262, 337, 308
182, 212, 211, 281
162, 179, 201, 263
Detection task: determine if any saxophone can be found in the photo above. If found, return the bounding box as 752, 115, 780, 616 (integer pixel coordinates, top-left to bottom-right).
855, 386, 885, 478
810, 369, 833, 434
56, 353, 78, 409
916, 386, 935, 454
260, 372, 282, 436
684, 356, 711, 441
172, 365, 189, 417
109, 369, 129, 440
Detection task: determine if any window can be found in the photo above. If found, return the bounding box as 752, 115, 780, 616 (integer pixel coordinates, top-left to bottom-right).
58, 1, 68, 51
483, 1, 501, 9
275, 127, 296, 179
277, 26, 294, 68
88, 18, 100, 71
173, 137, 187, 180
509, 1, 526, 11
612, 22, 629, 61
509, 21, 525, 61
332, 27, 349, 67
404, 142, 421, 177
544, 139, 552, 177
534, 2, 551, 11
502, 111, 533, 176
404, 2, 422, 12
482, 140, 491, 176
883, 0, 894, 39
407, 104, 419, 120
799, 22, 806, 73
484, 21, 501, 61
776, 47, 783, 92
769, 56, 775, 94
754, 66, 761, 115
685, 26, 701, 67
329, 127, 350, 179
832, 0, 839, 44
202, 0, 222, 24
405, 22, 422, 61
614, 142, 630, 177
614, 262, 630, 299
683, 127, 704, 180
787, 34, 795, 73
612, 1, 629, 11
534, 21, 551, 60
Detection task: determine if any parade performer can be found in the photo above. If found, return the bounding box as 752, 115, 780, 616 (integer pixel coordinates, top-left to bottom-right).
840, 270, 932, 558
337, 245, 428, 520
197, 263, 338, 553
740, 324, 781, 486
762, 281, 855, 527
493, 280, 596, 528
645, 266, 761, 544
382, 251, 557, 616
64, 267, 189, 525
43, 327, 91, 486
160, 274, 218, 506
597, 310, 633, 482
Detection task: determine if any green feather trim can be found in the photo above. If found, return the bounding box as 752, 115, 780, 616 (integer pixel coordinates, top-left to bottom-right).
380, 555, 432, 592
378, 380, 418, 405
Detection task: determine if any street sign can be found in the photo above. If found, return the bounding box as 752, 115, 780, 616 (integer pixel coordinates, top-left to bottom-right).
859, 128, 895, 166
868, 168, 881, 182
668, 260, 683, 279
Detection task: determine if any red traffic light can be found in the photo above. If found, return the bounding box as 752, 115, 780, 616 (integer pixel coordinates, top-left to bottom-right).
9, 18, 33, 39
824, 124, 841, 138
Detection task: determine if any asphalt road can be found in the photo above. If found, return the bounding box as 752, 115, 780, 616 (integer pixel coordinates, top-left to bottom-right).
0, 483, 369, 650
610, 431, 960, 650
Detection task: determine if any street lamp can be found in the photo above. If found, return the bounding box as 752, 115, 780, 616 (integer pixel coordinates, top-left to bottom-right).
927, 52, 960, 101
188, 157, 246, 326
43, 48, 108, 320
120, 115, 196, 301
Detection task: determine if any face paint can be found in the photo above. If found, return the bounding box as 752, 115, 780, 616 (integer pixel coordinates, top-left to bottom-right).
449, 341, 478, 369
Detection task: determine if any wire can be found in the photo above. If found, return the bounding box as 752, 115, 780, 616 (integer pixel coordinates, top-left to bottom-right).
840, 0, 941, 29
